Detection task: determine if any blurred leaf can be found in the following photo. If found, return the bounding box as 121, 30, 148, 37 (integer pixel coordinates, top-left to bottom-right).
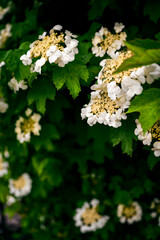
128, 88, 160, 132
148, 152, 160, 170
88, 0, 113, 20
144, 0, 160, 23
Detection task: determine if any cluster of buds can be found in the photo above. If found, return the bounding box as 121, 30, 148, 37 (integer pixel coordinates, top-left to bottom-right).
20, 25, 79, 74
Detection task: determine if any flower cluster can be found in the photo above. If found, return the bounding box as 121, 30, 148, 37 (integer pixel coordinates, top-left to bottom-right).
0, 4, 10, 20
0, 97, 8, 113
9, 173, 32, 197
150, 198, 160, 226
0, 152, 9, 177
0, 23, 12, 48
15, 108, 41, 143
117, 202, 142, 224
134, 119, 160, 157
20, 25, 79, 73
8, 77, 28, 93
82, 24, 160, 128
73, 199, 109, 233
92, 22, 126, 59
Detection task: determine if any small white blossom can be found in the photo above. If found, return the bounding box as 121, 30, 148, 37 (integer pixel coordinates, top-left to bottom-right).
114, 22, 125, 33
152, 141, 160, 157
0, 5, 10, 20
6, 195, 16, 206
8, 77, 28, 93
0, 98, 8, 113
20, 50, 32, 66
9, 173, 32, 198
134, 119, 152, 146
0, 61, 5, 67
0, 153, 9, 177
38, 31, 47, 40
117, 202, 142, 224
121, 77, 143, 100
73, 199, 110, 233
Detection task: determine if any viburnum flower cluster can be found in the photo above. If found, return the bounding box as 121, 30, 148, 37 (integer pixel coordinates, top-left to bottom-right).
20, 25, 79, 73
81, 23, 160, 128
73, 199, 109, 233
9, 173, 32, 198
117, 202, 142, 224
92, 22, 126, 59
0, 23, 12, 48
15, 108, 41, 143
134, 119, 160, 157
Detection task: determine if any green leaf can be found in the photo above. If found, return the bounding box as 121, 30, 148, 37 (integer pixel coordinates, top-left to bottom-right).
76, 42, 92, 64
127, 88, 160, 132
28, 78, 56, 113
0, 49, 31, 81
144, 0, 160, 23
52, 62, 89, 98
148, 152, 160, 170
115, 39, 160, 73
32, 123, 60, 151
110, 117, 136, 156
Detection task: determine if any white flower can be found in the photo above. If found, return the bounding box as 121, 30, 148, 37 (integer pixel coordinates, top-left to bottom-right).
114, 22, 125, 33
8, 77, 28, 93
6, 195, 16, 206
0, 98, 8, 113
25, 108, 32, 117
0, 153, 9, 177
38, 31, 47, 40
107, 81, 121, 100
134, 119, 152, 146
143, 64, 160, 84
20, 51, 32, 65
117, 202, 142, 224
0, 61, 5, 67
73, 199, 109, 233
34, 57, 46, 74
4, 149, 9, 158
9, 173, 32, 198
15, 111, 41, 143
0, 5, 10, 20
152, 141, 160, 157
53, 25, 62, 31
130, 67, 146, 84
121, 77, 143, 100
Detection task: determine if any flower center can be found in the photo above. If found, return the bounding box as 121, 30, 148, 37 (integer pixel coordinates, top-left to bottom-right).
30, 32, 64, 59
91, 92, 120, 115
21, 117, 35, 134
100, 51, 134, 84
81, 207, 101, 225
13, 176, 26, 189
151, 120, 160, 141
123, 205, 136, 218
